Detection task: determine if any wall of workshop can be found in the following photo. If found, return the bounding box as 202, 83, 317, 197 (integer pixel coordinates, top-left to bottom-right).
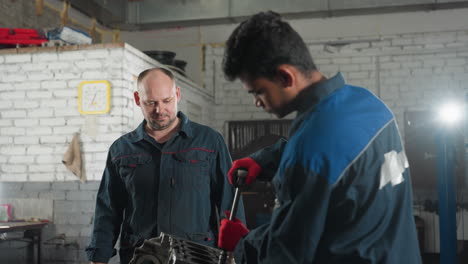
0, 43, 212, 263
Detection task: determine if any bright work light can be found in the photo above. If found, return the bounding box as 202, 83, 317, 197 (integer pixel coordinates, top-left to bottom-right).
437, 102, 463, 125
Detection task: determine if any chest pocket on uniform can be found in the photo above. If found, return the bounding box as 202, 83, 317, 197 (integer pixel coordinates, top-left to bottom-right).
170, 151, 212, 190
113, 155, 153, 192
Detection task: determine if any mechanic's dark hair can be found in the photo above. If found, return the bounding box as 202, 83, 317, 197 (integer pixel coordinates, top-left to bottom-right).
223, 11, 316, 82
137, 67, 175, 89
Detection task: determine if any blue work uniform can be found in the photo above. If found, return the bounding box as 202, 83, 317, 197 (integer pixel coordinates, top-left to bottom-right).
235, 73, 422, 263
86, 111, 244, 263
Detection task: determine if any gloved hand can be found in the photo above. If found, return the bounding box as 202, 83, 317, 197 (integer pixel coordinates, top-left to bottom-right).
218, 212, 249, 251
228, 157, 261, 186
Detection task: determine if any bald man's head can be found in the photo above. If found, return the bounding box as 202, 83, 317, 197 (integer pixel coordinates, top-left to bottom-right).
137, 68, 176, 94
134, 67, 181, 132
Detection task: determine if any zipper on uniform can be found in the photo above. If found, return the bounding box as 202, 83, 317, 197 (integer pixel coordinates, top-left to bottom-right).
170, 177, 175, 188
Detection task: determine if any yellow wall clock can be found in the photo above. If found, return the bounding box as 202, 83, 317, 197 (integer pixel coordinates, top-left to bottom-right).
78, 80, 111, 114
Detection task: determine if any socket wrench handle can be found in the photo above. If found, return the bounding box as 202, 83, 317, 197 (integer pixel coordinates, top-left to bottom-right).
229, 168, 247, 220
219, 168, 247, 264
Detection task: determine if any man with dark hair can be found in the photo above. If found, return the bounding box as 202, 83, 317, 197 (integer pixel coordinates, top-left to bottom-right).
218, 11, 422, 263
86, 68, 244, 264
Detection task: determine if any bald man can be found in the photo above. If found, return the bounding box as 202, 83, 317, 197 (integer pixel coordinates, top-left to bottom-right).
86, 68, 244, 264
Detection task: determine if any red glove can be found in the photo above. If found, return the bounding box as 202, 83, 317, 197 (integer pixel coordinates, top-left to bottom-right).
228, 157, 262, 186
218, 212, 249, 251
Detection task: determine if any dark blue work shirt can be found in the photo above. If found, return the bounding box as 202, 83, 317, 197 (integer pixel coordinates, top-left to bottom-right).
86, 111, 244, 263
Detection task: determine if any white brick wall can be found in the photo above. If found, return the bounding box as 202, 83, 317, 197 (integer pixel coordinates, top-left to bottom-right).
0, 45, 123, 181
0, 43, 211, 182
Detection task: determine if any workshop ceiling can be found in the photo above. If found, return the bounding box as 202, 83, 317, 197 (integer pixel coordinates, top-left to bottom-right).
68, 0, 468, 30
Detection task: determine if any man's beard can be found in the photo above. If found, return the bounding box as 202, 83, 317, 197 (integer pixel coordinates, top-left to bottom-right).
147, 114, 177, 131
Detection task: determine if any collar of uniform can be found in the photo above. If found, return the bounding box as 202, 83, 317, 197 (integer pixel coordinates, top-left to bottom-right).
289, 72, 345, 137
177, 111, 193, 138
296, 72, 345, 115
128, 111, 193, 143
129, 120, 148, 143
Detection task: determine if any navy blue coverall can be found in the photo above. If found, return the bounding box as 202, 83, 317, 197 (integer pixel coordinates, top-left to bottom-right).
86, 112, 244, 263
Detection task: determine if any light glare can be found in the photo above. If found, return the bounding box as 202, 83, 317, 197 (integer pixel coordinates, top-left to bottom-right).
438, 103, 462, 125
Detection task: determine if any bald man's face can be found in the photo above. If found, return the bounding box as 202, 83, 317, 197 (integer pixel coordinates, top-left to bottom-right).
134, 70, 181, 131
